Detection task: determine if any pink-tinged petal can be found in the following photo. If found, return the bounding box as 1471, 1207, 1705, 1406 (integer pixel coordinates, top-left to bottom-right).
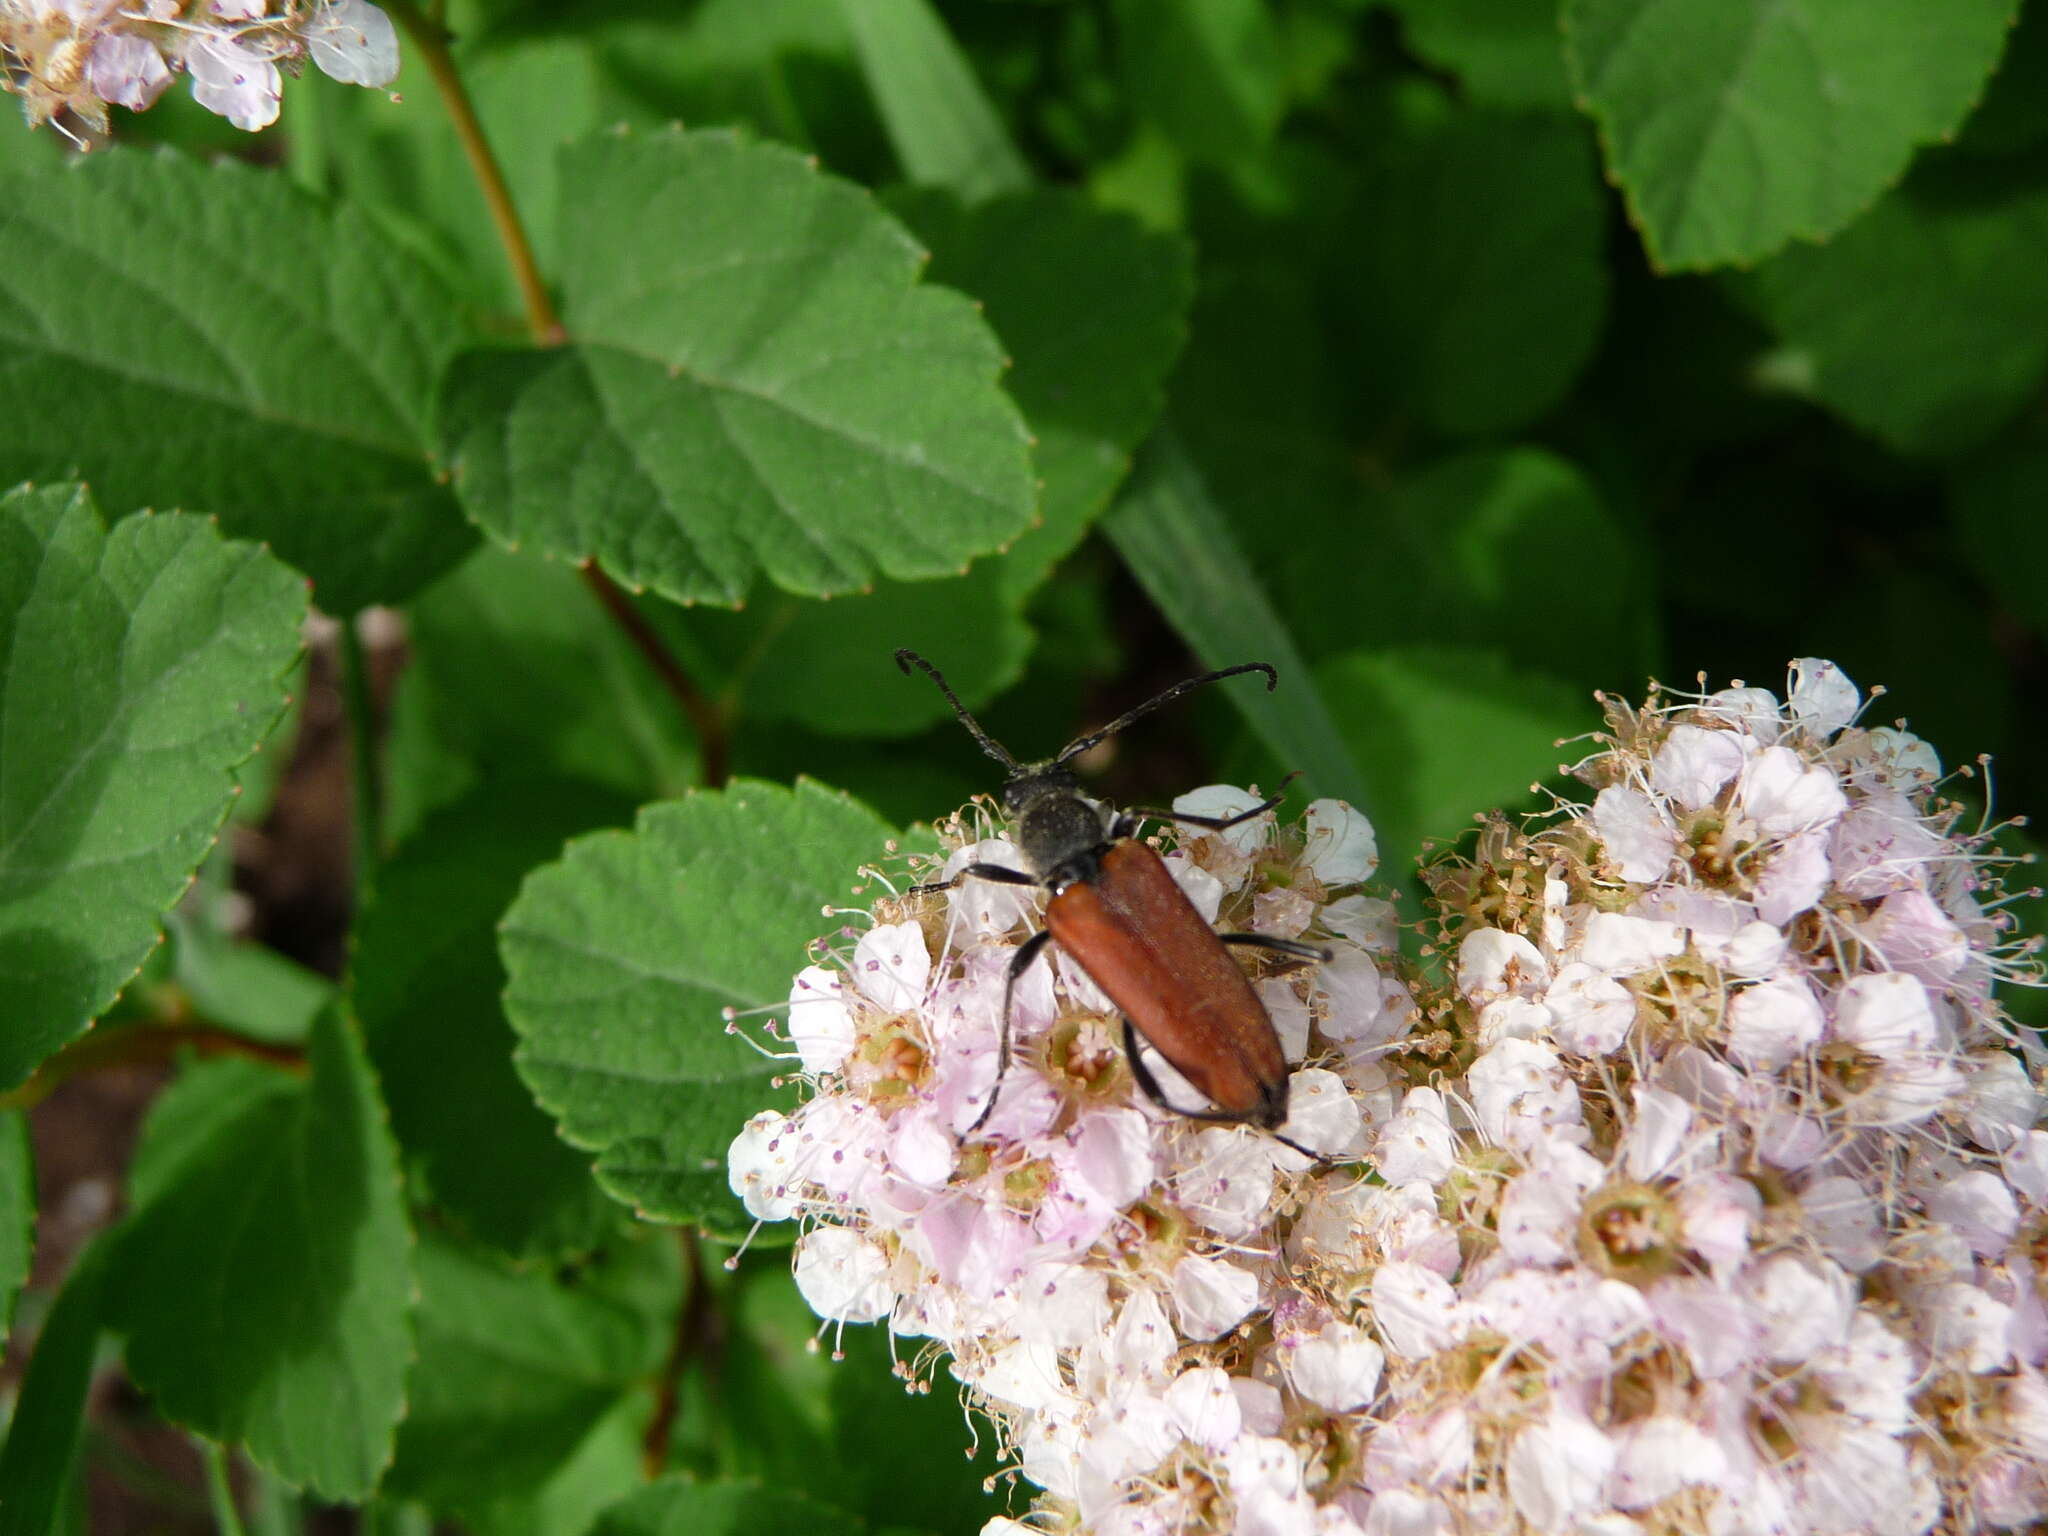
1786, 657, 1859, 738
1702, 684, 1782, 738
1375, 1088, 1456, 1187
1652, 723, 1746, 810
1857, 887, 1969, 983
307, 0, 400, 87
1544, 960, 1636, 1056
1302, 798, 1378, 884
787, 964, 855, 1072
1752, 826, 1831, 926
1371, 1262, 1461, 1359
1739, 745, 1848, 837
1925, 1282, 2015, 1373
1282, 1318, 1384, 1412
186, 35, 281, 130
1573, 912, 1686, 976
1593, 785, 1678, 882
1506, 1412, 1616, 1531
1609, 1415, 1727, 1510
1744, 1253, 1853, 1365
1648, 1276, 1760, 1378
852, 920, 930, 1010
1622, 1085, 1693, 1180
1456, 927, 1551, 1003
1164, 1365, 1241, 1450
1170, 1254, 1260, 1340
1360, 1410, 1472, 1493
1276, 1067, 1365, 1160
793, 1226, 894, 1323
1833, 971, 1939, 1058
1798, 1174, 1885, 1272
1725, 974, 1824, 1070
86, 33, 171, 111
1924, 1168, 2021, 1257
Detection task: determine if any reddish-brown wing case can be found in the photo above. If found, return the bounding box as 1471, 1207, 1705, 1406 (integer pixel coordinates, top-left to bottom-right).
1044, 840, 1287, 1125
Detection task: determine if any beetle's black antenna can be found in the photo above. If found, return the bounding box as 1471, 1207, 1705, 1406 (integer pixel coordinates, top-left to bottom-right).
1054, 662, 1277, 767
896, 649, 1021, 772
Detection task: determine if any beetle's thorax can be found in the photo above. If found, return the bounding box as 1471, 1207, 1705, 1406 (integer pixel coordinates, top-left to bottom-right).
1004, 765, 1113, 890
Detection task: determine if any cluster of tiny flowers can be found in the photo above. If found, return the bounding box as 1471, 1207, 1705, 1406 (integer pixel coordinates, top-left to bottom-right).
1379, 658, 2046, 1534
728, 786, 1403, 1534
728, 658, 2048, 1535
1, 0, 396, 138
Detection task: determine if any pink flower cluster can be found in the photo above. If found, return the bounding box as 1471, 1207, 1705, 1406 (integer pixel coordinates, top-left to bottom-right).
1, 0, 396, 137
731, 660, 2048, 1535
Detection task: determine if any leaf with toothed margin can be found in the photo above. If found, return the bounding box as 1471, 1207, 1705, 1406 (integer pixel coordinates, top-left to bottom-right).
0, 148, 477, 613
107, 1011, 413, 1501
1564, 0, 2019, 271
440, 127, 1038, 608
0, 484, 305, 1090
499, 778, 899, 1237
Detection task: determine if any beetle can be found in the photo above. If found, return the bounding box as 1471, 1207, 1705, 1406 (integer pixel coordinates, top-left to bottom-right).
895, 649, 1330, 1138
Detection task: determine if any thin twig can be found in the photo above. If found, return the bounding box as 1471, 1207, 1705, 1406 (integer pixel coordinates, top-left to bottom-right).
0, 1021, 306, 1111
383, 1, 563, 343
641, 1228, 713, 1478
580, 565, 732, 788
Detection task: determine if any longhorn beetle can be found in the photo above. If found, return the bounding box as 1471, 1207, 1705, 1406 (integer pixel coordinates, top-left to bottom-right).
896, 649, 1331, 1139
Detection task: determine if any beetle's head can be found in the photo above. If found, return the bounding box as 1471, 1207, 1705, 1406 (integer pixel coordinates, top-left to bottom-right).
1000, 761, 1083, 817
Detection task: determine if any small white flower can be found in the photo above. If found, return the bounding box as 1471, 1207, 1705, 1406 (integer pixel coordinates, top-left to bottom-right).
1302, 798, 1379, 884
792, 1226, 894, 1323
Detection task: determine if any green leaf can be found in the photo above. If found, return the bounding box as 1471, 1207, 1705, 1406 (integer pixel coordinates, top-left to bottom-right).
442, 128, 1037, 608
0, 1241, 110, 1536
1734, 160, 2048, 457
355, 780, 628, 1259
1959, 0, 2048, 157
1104, 433, 1368, 806
0, 1111, 30, 1357
0, 485, 305, 1089
1274, 447, 1654, 683
677, 567, 1035, 738
1384, 0, 1574, 109
385, 1232, 670, 1514
591, 1479, 865, 1536
1317, 646, 1586, 873
1117, 0, 1287, 167
1565, 0, 2019, 270
840, 0, 1031, 197
386, 547, 701, 843
166, 913, 333, 1048
453, 1395, 646, 1536
500, 779, 897, 1232
889, 189, 1197, 601
0, 150, 474, 612
109, 1012, 413, 1500
691, 188, 1199, 740
1954, 447, 2048, 633
1351, 109, 1607, 437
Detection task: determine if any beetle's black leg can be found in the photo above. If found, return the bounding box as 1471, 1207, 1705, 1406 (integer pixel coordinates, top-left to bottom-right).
1121, 772, 1304, 836
964, 928, 1053, 1136
909, 861, 1042, 897
1122, 1020, 1328, 1162
1219, 933, 1334, 963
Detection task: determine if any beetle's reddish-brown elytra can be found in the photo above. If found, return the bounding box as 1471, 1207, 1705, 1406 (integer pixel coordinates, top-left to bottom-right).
894, 649, 1328, 1139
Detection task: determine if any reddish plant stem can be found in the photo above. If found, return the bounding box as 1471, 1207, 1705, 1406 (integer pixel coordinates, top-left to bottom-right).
1, 1021, 306, 1111
580, 564, 732, 788
641, 1228, 715, 1478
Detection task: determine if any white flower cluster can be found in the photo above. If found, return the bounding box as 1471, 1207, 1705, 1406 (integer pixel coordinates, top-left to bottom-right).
1, 0, 397, 138
729, 659, 2048, 1535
